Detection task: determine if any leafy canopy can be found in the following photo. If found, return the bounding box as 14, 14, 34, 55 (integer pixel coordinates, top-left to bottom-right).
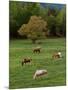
18, 16, 48, 41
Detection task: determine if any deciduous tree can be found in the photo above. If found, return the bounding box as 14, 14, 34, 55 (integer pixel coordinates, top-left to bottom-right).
18, 16, 48, 43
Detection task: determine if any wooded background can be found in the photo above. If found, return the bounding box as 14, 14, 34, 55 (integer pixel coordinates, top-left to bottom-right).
9, 1, 66, 39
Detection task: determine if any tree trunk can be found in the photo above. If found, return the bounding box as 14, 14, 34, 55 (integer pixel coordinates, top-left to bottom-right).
32, 39, 36, 44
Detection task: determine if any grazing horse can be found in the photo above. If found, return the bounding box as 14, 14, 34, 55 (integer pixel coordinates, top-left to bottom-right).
21, 57, 32, 66
52, 52, 62, 59
33, 46, 41, 53
33, 69, 47, 79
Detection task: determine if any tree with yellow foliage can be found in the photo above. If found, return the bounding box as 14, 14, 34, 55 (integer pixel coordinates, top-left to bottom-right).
18, 16, 48, 43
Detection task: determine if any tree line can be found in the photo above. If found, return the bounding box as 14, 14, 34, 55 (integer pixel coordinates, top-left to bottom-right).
9, 1, 66, 40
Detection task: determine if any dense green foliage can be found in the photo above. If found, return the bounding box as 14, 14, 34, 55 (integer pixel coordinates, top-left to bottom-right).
9, 1, 41, 38
9, 1, 66, 39
9, 38, 66, 89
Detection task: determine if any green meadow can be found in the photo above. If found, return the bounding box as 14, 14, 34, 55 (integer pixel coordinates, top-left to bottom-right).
9, 38, 66, 89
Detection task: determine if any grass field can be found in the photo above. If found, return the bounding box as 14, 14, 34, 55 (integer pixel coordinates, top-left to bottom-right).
9, 38, 66, 89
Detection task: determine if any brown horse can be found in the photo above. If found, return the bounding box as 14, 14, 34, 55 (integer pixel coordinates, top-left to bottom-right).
33, 46, 41, 53
21, 57, 32, 66
52, 52, 62, 59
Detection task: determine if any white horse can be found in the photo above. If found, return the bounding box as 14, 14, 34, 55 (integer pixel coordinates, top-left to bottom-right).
33, 69, 47, 79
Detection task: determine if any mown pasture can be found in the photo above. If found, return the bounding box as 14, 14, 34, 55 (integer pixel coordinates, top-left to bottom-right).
9, 38, 66, 89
